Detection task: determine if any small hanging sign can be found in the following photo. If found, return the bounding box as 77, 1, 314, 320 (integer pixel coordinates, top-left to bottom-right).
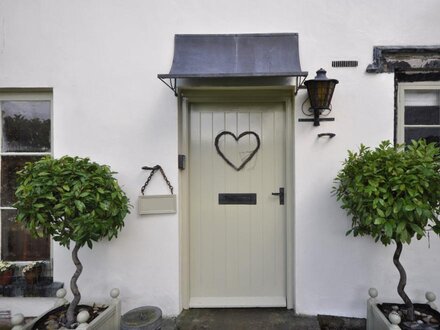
138, 165, 177, 215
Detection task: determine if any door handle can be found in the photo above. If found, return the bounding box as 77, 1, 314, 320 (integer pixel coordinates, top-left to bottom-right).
271, 187, 284, 205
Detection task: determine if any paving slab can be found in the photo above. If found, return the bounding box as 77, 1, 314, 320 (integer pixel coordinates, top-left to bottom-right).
317, 314, 366, 330
175, 308, 320, 330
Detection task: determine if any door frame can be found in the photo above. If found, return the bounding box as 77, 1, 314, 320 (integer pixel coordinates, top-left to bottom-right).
178, 87, 296, 311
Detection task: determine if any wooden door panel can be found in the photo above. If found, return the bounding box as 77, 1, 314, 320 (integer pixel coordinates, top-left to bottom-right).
189, 102, 286, 307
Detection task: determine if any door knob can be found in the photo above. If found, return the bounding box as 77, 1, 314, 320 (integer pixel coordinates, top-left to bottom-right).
271, 187, 284, 205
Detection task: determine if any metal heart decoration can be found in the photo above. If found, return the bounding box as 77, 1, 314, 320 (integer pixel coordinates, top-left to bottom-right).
214, 131, 261, 171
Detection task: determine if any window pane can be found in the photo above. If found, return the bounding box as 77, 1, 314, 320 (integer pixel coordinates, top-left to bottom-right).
1, 101, 51, 152
1, 156, 42, 207
1, 209, 50, 261
405, 90, 439, 106
404, 127, 440, 145
405, 106, 440, 125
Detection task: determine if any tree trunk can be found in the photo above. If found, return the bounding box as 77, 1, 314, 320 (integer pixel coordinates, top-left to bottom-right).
393, 241, 414, 321
66, 242, 83, 328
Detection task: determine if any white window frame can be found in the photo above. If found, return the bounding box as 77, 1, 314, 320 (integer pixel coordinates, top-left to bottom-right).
397, 82, 440, 144
0, 90, 53, 264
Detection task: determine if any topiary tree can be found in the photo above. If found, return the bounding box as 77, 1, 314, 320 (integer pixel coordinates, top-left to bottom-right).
334, 140, 440, 321
14, 156, 131, 328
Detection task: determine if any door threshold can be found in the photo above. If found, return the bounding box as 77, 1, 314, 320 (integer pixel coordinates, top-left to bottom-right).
175, 308, 321, 330
189, 296, 287, 308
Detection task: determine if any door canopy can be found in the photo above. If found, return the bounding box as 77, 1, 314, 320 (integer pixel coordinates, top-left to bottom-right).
158, 33, 308, 95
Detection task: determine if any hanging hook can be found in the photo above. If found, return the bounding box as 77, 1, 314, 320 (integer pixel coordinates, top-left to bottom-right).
140, 165, 174, 195
317, 133, 336, 138
142, 165, 161, 171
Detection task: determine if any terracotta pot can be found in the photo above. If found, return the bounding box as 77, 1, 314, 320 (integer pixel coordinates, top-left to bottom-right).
0, 269, 13, 285
24, 266, 42, 285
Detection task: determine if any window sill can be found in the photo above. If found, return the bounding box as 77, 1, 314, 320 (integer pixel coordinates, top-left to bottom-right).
0, 278, 63, 297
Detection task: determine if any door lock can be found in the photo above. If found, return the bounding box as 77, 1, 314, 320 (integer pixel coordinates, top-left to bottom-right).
271, 187, 285, 205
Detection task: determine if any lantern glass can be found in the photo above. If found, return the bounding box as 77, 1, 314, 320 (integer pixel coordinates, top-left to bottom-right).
304, 69, 338, 110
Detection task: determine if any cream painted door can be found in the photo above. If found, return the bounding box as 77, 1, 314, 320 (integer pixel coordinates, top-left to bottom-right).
189, 102, 286, 308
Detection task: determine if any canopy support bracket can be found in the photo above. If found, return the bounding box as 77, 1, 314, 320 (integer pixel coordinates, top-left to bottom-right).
295, 75, 307, 95
159, 77, 178, 96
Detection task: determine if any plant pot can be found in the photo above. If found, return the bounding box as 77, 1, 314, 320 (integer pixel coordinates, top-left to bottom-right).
121, 306, 162, 330
24, 266, 42, 285
367, 288, 440, 330
18, 288, 121, 330
0, 269, 13, 285
32, 304, 106, 329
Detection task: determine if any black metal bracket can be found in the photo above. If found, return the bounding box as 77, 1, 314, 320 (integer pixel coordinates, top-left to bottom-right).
158, 77, 178, 96
317, 133, 336, 138
141, 165, 174, 195
295, 75, 308, 95
141, 165, 160, 171
178, 155, 186, 170
159, 76, 306, 97
271, 187, 285, 205
298, 117, 335, 126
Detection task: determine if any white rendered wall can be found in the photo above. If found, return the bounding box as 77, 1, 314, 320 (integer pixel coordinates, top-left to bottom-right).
0, 0, 439, 318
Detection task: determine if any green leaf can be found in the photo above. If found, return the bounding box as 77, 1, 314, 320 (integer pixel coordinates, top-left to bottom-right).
384, 223, 393, 237
396, 222, 406, 233
374, 218, 385, 225
16, 213, 25, 222
74, 200, 85, 212
409, 223, 425, 236
385, 208, 392, 217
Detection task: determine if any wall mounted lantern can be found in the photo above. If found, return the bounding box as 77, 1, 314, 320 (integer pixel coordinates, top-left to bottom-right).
300, 68, 339, 126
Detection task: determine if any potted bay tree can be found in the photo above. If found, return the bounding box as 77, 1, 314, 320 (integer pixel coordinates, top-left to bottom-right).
14, 156, 130, 329
334, 140, 440, 329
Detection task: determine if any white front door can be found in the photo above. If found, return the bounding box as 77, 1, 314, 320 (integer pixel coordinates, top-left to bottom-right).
189, 101, 286, 308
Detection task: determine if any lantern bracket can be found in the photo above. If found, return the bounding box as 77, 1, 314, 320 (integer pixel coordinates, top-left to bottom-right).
299, 98, 334, 126
298, 116, 335, 126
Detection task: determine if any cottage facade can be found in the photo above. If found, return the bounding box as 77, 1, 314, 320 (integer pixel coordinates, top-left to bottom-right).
1, 0, 440, 319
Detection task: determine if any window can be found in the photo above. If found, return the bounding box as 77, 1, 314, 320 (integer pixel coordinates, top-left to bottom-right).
397, 83, 440, 145
0, 91, 52, 261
